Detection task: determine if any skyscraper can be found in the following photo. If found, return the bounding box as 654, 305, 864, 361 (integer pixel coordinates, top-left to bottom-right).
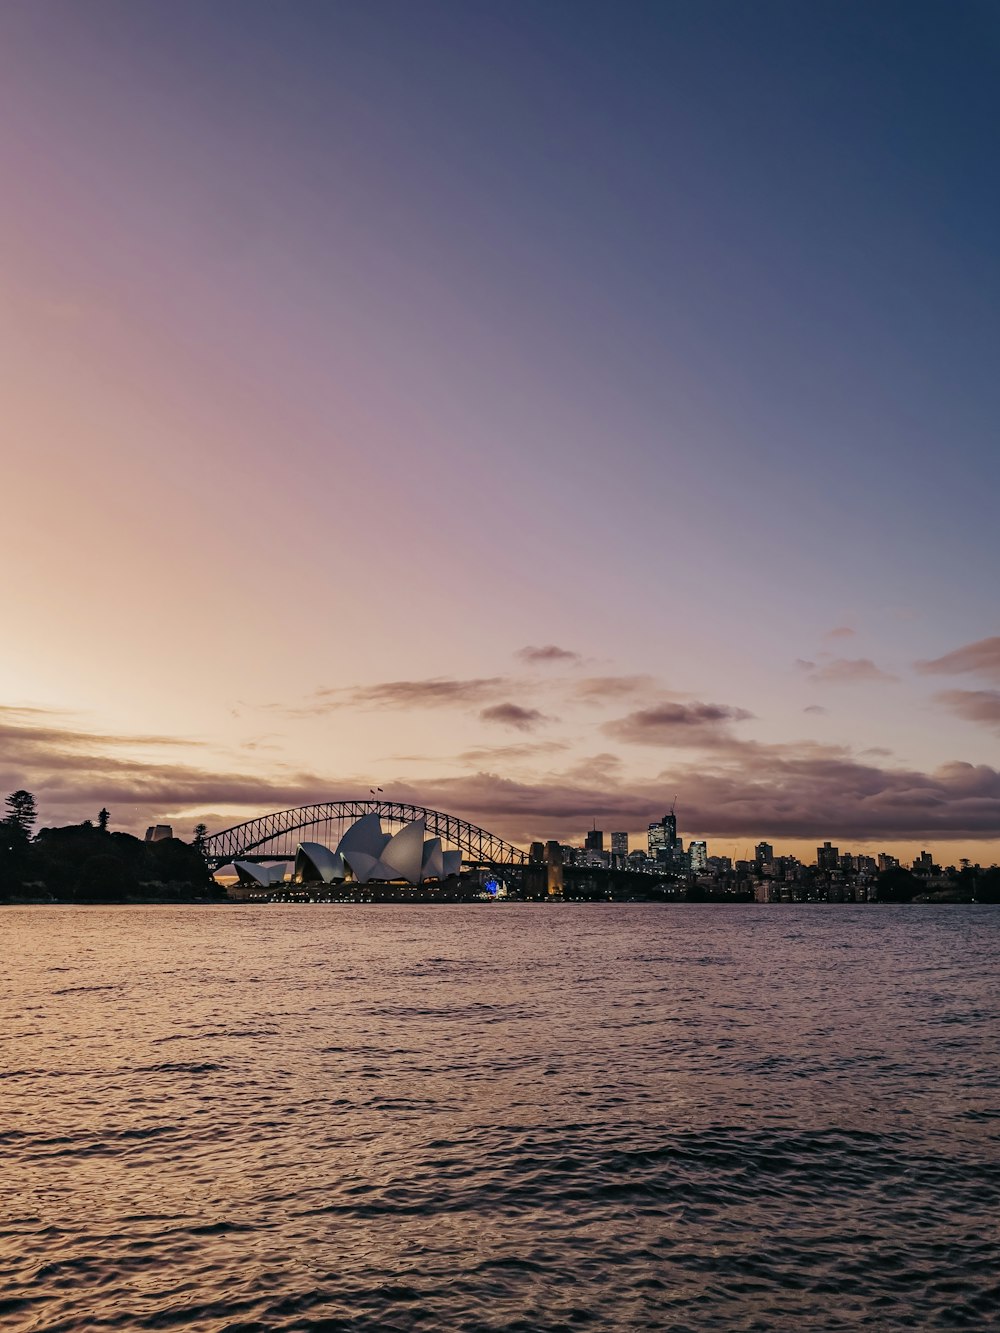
648, 812, 679, 860
755, 841, 774, 864
585, 828, 604, 852
610, 831, 628, 857
689, 840, 708, 872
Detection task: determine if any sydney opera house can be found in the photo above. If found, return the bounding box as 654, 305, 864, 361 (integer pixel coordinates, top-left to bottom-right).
233, 813, 462, 889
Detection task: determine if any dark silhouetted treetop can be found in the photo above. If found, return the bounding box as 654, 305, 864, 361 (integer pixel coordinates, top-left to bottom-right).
4, 790, 37, 837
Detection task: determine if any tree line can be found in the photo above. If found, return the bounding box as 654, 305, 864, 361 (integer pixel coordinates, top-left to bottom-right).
0, 791, 221, 903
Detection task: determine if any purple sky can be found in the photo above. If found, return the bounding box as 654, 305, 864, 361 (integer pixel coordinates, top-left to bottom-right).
2, 1, 1000, 860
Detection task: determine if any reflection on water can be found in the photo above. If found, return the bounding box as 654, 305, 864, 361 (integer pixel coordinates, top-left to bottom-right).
1, 904, 998, 1330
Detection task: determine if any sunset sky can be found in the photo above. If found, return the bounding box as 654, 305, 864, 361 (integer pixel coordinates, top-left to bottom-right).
3, 1, 1000, 862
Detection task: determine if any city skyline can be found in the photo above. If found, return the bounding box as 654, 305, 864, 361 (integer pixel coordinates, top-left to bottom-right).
3, 2, 1000, 864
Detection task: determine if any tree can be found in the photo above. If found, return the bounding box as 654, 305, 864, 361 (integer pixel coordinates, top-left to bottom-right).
976, 868, 1000, 905
97, 808, 110, 833
4, 790, 37, 837
875, 867, 920, 903
0, 820, 30, 896
192, 823, 208, 853
79, 853, 135, 902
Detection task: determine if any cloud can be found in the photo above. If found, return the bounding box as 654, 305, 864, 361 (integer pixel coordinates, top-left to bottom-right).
0, 706, 199, 755
823, 626, 856, 641
458, 741, 570, 764
0, 708, 338, 834
312, 677, 510, 710
603, 701, 753, 747
380, 747, 1000, 845
563, 752, 624, 783
916, 636, 1000, 683
933, 689, 1000, 730
479, 702, 549, 732
7, 705, 1000, 850
797, 658, 898, 685
572, 675, 660, 703
803, 705, 828, 715
515, 645, 581, 665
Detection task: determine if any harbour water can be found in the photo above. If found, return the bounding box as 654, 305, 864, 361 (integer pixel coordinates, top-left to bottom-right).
2, 904, 998, 1330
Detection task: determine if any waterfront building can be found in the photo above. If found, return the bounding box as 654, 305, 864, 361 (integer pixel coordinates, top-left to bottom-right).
544, 840, 564, 865
648, 812, 679, 862
817, 841, 839, 871
544, 840, 564, 895
233, 861, 287, 887
293, 813, 461, 886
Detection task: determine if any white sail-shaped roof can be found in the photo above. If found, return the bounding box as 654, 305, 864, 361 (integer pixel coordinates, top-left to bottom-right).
338, 813, 391, 860
295, 842, 346, 884
379, 819, 426, 883
342, 849, 381, 885
421, 837, 444, 881
234, 861, 270, 886
441, 850, 462, 879
234, 861, 287, 886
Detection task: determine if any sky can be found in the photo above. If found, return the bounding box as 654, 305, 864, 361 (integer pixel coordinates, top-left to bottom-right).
2, 0, 1000, 863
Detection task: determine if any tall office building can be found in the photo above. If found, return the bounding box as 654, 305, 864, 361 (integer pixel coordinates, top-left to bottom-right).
688, 840, 708, 872
817, 841, 839, 871
648, 812, 679, 859
754, 841, 774, 864
543, 840, 564, 895
610, 831, 628, 857
584, 828, 604, 853
663, 810, 677, 849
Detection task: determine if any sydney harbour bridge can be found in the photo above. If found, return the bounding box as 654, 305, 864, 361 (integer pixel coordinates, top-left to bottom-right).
201, 799, 529, 877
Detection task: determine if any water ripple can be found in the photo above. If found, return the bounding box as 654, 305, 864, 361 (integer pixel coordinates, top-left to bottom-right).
1, 903, 998, 1331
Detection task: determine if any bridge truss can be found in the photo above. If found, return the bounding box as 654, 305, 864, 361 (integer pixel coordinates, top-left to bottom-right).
202, 799, 528, 873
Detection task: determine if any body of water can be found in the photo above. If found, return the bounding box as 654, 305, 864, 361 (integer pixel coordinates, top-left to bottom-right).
1, 904, 998, 1330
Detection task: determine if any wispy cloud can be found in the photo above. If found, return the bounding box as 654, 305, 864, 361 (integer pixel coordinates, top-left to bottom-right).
311, 677, 510, 710
933, 689, 1000, 730
479, 702, 549, 732
803, 704, 828, 715
572, 674, 660, 703
0, 705, 199, 754
515, 644, 581, 665
562, 752, 624, 783
916, 636, 1000, 684
458, 740, 569, 764
796, 658, 898, 685
822, 626, 856, 641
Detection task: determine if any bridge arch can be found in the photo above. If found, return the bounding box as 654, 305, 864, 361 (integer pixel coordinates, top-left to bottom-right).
202, 799, 528, 872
